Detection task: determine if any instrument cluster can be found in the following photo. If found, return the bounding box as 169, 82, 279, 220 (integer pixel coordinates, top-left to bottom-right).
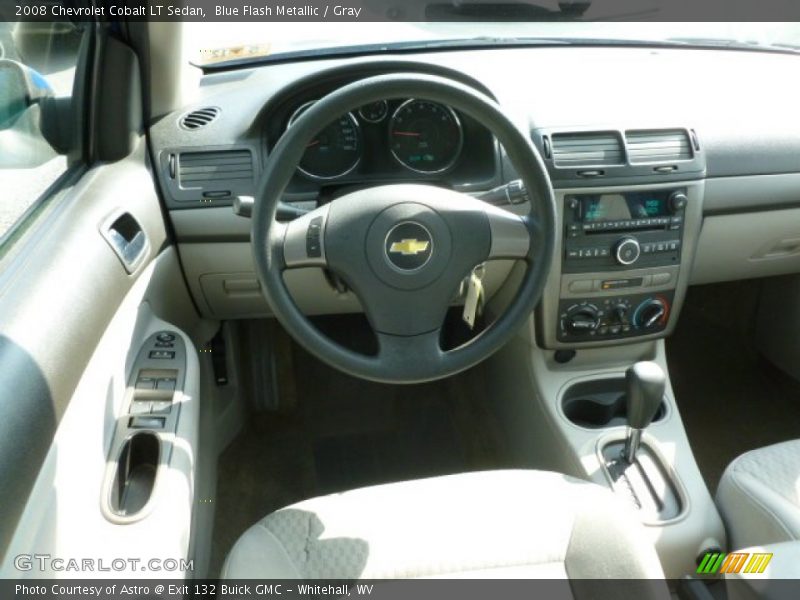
284, 97, 465, 181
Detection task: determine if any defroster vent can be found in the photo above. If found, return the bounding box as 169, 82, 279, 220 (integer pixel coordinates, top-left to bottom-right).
179, 107, 220, 130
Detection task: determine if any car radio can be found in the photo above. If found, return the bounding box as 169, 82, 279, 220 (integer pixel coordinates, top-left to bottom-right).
563, 189, 687, 273
554, 188, 689, 344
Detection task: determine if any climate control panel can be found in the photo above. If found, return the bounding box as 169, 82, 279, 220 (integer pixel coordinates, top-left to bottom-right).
557, 292, 674, 342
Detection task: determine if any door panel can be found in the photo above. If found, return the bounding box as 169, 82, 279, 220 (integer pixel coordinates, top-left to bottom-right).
0, 139, 170, 559
1, 249, 202, 578
0, 26, 179, 565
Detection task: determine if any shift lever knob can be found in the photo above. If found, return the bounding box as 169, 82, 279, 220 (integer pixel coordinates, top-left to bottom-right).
623, 361, 666, 463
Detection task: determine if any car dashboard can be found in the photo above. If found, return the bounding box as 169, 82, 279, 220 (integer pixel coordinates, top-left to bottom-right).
150, 45, 800, 350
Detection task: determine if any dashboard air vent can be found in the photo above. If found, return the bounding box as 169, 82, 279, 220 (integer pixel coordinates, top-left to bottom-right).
178, 150, 253, 188
550, 132, 624, 167
625, 129, 693, 163
180, 107, 220, 130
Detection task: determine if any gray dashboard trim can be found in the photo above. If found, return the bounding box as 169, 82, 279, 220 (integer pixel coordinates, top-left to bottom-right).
703, 173, 800, 215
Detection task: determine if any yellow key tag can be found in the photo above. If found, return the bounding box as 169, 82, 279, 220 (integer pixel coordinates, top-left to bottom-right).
462, 270, 485, 329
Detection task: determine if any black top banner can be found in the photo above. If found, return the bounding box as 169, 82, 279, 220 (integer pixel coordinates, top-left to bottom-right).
3, 0, 800, 22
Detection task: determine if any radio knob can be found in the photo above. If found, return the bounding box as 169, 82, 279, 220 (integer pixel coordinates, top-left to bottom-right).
614, 237, 641, 266
634, 298, 668, 330
668, 191, 688, 213
563, 305, 600, 335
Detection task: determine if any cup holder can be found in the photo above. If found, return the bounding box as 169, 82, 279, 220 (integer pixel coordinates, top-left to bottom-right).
109, 431, 160, 517
561, 378, 666, 429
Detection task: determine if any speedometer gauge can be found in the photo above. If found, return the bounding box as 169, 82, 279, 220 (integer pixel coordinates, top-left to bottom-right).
389, 100, 463, 174
287, 101, 362, 180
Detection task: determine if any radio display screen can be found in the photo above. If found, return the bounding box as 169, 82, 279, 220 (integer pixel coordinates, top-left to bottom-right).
576, 191, 672, 222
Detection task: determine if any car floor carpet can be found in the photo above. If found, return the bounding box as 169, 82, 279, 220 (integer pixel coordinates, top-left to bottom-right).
209, 316, 511, 576
667, 281, 800, 494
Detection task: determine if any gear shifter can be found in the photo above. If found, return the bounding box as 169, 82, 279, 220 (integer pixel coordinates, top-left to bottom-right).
623, 361, 666, 463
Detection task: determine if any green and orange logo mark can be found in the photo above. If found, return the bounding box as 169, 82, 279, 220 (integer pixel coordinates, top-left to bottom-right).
697, 552, 773, 575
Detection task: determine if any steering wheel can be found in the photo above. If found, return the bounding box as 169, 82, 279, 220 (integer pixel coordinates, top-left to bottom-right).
252, 74, 556, 384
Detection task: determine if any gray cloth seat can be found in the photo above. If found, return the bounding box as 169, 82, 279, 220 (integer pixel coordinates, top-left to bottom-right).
222, 469, 666, 588
717, 439, 800, 550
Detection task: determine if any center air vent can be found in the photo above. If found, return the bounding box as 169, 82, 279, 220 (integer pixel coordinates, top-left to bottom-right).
550, 132, 624, 167
180, 107, 220, 130
625, 129, 693, 163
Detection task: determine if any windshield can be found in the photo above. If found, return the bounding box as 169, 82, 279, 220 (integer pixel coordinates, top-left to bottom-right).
185, 21, 800, 67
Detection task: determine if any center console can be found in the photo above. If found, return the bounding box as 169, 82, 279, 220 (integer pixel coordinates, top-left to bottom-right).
498, 139, 724, 577
539, 181, 704, 350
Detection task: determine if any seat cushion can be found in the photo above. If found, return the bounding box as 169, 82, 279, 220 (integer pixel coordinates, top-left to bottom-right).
717, 440, 800, 550
222, 469, 665, 585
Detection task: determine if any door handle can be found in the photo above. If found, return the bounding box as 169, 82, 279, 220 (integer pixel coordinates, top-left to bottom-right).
100, 211, 149, 274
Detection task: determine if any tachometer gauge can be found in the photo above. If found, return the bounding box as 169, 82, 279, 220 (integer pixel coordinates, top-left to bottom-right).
287, 101, 361, 180
388, 100, 463, 174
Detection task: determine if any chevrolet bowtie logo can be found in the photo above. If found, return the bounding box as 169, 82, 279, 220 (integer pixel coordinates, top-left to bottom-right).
389, 239, 430, 256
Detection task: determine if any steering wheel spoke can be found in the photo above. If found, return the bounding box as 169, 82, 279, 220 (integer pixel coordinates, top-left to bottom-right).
484, 204, 533, 261
282, 204, 330, 269
375, 330, 444, 373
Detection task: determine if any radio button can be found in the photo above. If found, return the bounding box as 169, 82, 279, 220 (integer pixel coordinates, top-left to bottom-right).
566, 249, 579, 259
651, 272, 673, 286
568, 280, 594, 293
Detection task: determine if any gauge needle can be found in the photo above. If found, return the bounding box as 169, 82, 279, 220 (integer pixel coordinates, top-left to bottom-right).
306, 140, 320, 147
392, 131, 421, 137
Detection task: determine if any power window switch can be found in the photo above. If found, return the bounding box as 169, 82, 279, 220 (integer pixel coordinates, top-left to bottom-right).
130, 401, 151, 415
149, 350, 175, 360
135, 376, 156, 390
151, 401, 172, 415
129, 416, 165, 429
156, 378, 177, 392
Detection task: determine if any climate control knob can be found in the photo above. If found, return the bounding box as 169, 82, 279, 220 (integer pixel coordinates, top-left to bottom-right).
633, 298, 668, 330
563, 304, 601, 335
611, 303, 629, 323
614, 237, 641, 266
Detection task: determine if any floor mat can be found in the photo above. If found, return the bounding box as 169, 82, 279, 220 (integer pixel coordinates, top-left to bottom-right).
209, 316, 510, 576
312, 399, 466, 495
667, 282, 800, 493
